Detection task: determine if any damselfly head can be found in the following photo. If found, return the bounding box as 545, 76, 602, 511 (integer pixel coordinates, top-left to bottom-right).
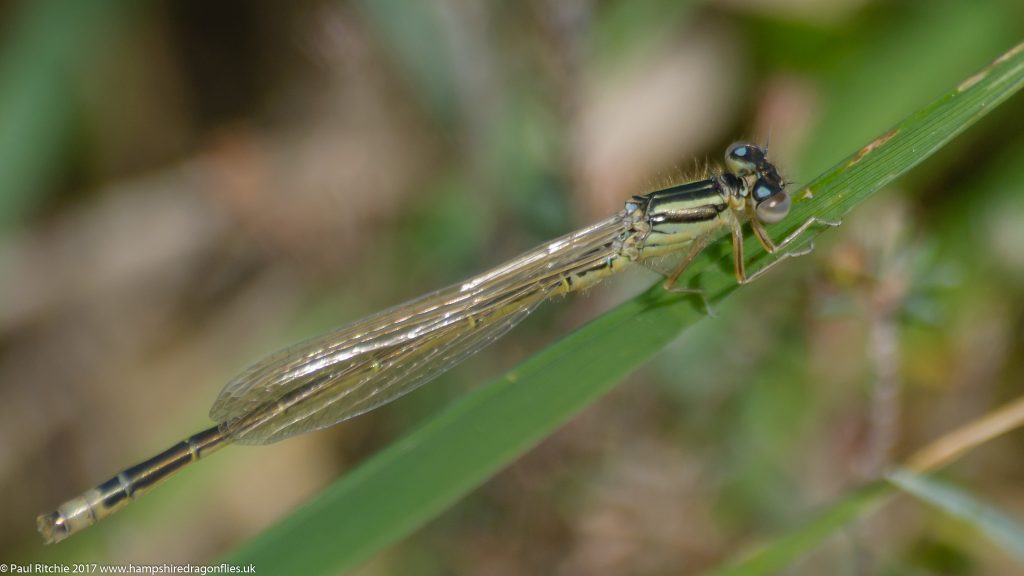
726, 141, 792, 224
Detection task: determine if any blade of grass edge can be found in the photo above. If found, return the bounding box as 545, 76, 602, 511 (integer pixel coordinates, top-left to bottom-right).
706, 481, 894, 576
888, 470, 1024, 563
223, 41, 1024, 575
705, 394, 1024, 575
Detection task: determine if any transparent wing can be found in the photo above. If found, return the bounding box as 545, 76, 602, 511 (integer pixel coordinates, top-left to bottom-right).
210, 214, 630, 444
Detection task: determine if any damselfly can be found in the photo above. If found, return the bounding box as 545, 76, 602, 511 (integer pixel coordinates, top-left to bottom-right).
37, 142, 838, 543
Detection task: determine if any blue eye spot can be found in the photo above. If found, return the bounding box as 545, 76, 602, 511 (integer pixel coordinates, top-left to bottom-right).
734, 146, 747, 157
753, 183, 773, 202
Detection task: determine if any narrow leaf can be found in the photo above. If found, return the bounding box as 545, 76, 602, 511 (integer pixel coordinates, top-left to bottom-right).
888, 469, 1024, 563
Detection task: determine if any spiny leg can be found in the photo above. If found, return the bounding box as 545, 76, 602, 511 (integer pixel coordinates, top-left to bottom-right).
731, 220, 809, 285
750, 215, 841, 254
661, 236, 715, 316
734, 216, 841, 284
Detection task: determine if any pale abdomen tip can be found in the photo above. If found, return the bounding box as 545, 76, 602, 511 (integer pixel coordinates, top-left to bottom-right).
37, 511, 71, 545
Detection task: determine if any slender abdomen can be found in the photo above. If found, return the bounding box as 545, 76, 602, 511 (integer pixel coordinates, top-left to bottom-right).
36, 426, 227, 544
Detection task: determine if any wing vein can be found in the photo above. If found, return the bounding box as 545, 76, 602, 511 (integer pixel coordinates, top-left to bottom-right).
212, 213, 631, 444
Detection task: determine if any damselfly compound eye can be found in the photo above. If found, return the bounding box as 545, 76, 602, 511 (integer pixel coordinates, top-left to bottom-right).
754, 182, 791, 224
725, 142, 764, 176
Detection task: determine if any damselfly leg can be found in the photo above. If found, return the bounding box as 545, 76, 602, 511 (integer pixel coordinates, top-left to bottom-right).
734, 216, 842, 284
659, 234, 717, 316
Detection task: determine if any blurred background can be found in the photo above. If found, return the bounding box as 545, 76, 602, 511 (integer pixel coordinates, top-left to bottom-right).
1, 0, 1023, 573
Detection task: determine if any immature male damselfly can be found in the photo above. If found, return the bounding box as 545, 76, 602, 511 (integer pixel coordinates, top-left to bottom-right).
37, 142, 838, 544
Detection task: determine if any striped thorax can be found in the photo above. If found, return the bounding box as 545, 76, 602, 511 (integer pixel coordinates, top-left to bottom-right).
622, 141, 793, 263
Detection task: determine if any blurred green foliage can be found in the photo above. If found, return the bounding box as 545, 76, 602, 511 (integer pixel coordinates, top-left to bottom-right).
0, 1, 131, 229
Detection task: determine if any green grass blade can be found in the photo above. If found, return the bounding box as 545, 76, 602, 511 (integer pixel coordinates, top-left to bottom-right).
707, 394, 1024, 575
702, 467, 1024, 575
888, 469, 1024, 563
224, 41, 1024, 575
704, 482, 893, 576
